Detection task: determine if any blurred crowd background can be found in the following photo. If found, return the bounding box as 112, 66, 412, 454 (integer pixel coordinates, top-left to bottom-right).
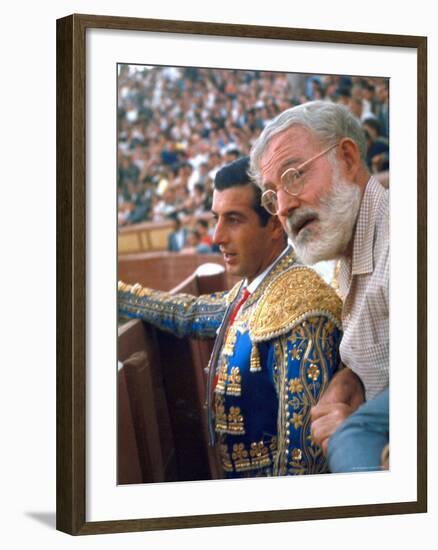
117, 64, 389, 254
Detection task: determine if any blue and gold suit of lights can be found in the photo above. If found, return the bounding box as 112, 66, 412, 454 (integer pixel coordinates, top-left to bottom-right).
118, 248, 343, 478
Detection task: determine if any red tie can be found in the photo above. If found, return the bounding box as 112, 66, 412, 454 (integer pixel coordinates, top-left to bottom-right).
212, 288, 250, 393
228, 287, 251, 327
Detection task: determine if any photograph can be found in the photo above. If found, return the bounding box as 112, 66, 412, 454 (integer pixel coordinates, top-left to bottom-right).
116, 64, 391, 485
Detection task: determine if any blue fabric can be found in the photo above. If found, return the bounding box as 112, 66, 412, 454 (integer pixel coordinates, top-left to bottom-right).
119, 287, 226, 339
327, 388, 389, 473
214, 317, 342, 478
119, 248, 343, 478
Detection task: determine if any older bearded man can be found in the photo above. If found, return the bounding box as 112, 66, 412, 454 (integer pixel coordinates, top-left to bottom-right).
250, 100, 389, 473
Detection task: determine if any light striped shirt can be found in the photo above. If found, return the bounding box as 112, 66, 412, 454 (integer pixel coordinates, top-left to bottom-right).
338, 176, 389, 400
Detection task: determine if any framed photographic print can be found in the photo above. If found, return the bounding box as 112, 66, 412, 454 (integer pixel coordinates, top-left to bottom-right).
56, 13, 427, 535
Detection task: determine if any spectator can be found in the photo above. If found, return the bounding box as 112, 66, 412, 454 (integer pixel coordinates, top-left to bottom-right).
167, 214, 188, 252
153, 188, 177, 220
181, 183, 204, 216
180, 229, 211, 254
375, 82, 389, 138
363, 118, 389, 173
194, 218, 213, 249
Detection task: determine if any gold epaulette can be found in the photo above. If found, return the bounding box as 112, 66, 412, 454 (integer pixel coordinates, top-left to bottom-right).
249, 266, 342, 342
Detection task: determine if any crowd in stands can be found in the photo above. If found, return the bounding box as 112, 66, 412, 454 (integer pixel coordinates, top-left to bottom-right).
117, 65, 389, 252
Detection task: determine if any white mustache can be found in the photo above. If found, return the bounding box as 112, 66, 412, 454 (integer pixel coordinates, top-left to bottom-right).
286, 208, 320, 236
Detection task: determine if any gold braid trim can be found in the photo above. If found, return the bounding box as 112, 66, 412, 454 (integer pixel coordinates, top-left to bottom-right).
244, 248, 297, 309
249, 266, 342, 342
225, 247, 297, 308
224, 280, 242, 305
118, 280, 154, 297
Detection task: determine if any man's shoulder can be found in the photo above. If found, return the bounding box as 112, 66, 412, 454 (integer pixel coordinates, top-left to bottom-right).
249, 265, 342, 342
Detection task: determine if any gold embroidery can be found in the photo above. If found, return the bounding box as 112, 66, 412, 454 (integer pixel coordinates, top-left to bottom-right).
303, 319, 330, 405
232, 443, 251, 471
291, 347, 301, 360
275, 315, 336, 476
249, 441, 271, 469
243, 249, 297, 309
291, 412, 303, 430
214, 394, 227, 433
219, 443, 233, 472
226, 367, 242, 396
250, 343, 261, 372
234, 308, 251, 330
288, 462, 306, 475
270, 437, 278, 454
119, 281, 154, 297
225, 281, 242, 305
222, 325, 237, 356
215, 358, 229, 395
274, 336, 289, 475
307, 364, 321, 381
289, 378, 303, 394
219, 438, 277, 474
289, 437, 306, 475
290, 396, 302, 410
249, 267, 342, 342
271, 340, 283, 388
291, 448, 302, 461
227, 406, 245, 434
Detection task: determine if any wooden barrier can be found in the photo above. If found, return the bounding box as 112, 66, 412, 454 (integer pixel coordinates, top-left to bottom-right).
118, 251, 239, 291
118, 213, 215, 254
119, 220, 174, 254
117, 267, 228, 484
118, 319, 177, 484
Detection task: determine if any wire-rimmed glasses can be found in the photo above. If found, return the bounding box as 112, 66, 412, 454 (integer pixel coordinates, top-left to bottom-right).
261, 142, 339, 215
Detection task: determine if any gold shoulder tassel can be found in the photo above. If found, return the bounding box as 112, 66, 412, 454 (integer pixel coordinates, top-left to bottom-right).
223, 326, 237, 356
250, 343, 261, 372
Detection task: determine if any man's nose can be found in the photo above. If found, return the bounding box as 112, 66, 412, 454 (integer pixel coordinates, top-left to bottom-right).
276, 188, 300, 218
212, 220, 226, 245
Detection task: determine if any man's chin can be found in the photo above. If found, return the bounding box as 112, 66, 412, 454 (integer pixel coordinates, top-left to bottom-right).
295, 236, 326, 265
294, 248, 320, 265
295, 241, 342, 265
224, 263, 241, 277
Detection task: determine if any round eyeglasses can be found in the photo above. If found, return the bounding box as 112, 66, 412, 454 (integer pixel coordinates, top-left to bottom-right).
261, 142, 339, 215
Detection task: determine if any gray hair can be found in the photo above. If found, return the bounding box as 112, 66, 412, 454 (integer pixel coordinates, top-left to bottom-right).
249, 100, 367, 186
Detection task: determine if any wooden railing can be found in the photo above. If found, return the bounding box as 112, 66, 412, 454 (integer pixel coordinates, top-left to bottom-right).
117, 267, 229, 484
118, 251, 239, 291
118, 320, 177, 484
118, 219, 174, 254
118, 213, 214, 255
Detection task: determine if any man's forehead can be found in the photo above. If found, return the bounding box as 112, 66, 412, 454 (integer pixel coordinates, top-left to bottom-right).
212, 186, 254, 211
260, 126, 316, 176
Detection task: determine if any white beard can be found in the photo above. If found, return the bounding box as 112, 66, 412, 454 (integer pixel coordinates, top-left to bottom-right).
285, 174, 362, 265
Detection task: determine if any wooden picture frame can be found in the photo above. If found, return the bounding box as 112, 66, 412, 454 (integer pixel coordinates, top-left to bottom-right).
56, 13, 427, 535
